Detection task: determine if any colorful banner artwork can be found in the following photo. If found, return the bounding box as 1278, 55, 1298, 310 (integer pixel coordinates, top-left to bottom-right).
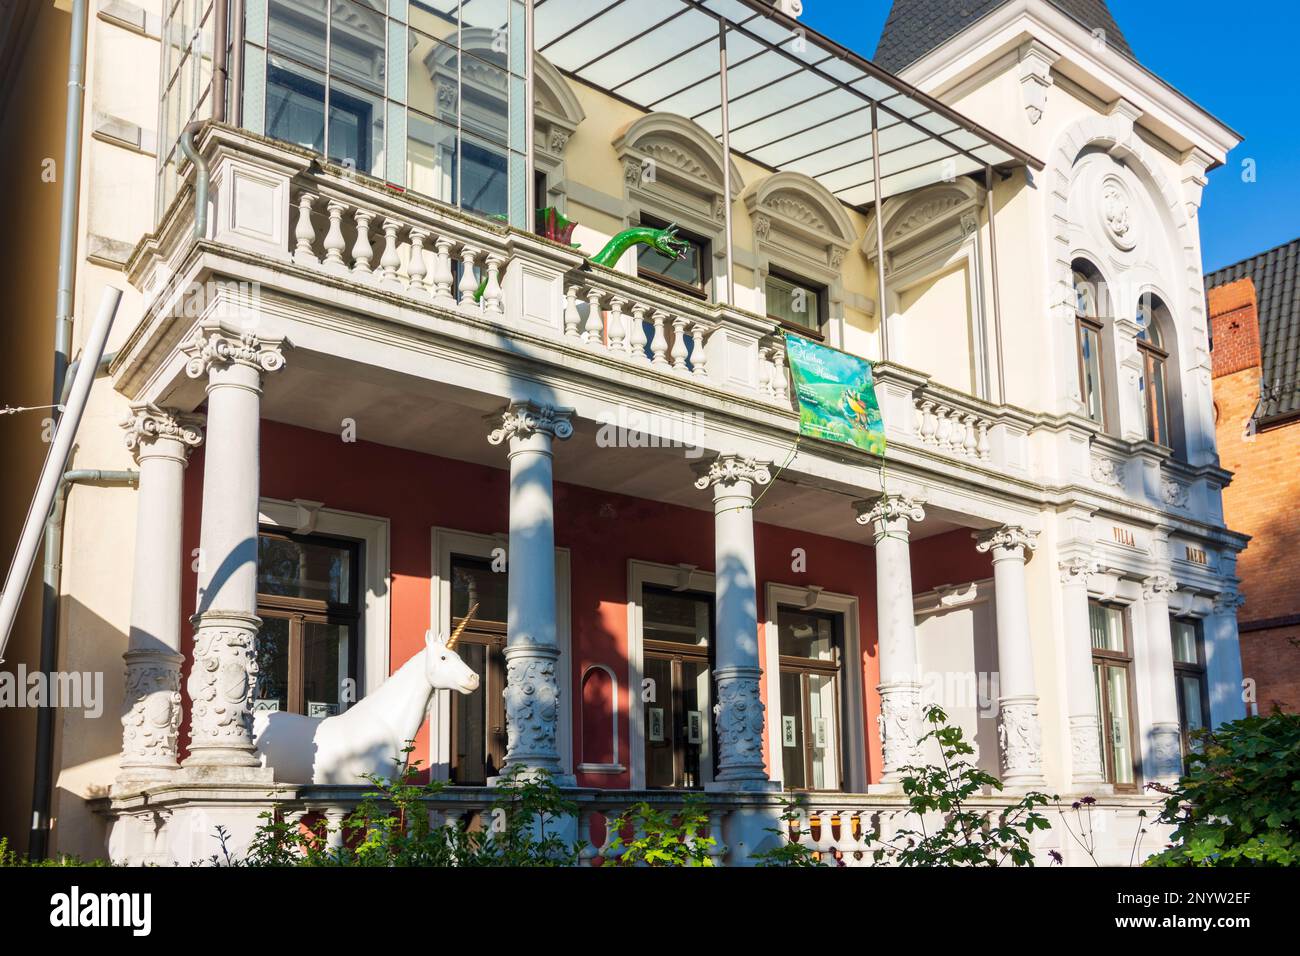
783, 333, 886, 456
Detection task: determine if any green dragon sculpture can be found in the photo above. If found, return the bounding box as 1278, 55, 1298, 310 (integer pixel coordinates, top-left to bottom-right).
473, 214, 688, 302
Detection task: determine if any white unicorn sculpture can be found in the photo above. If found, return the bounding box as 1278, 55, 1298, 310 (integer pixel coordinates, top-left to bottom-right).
253, 606, 481, 785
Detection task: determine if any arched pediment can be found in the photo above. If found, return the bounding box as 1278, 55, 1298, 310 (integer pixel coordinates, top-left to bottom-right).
535, 54, 585, 155
744, 170, 857, 275
862, 178, 985, 261
612, 112, 744, 203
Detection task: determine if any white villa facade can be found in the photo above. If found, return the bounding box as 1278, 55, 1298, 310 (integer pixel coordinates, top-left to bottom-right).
0, 0, 1247, 866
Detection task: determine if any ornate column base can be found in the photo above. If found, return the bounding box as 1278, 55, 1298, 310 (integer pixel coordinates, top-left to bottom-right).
498, 643, 574, 786
874, 681, 923, 787
182, 611, 270, 776
1149, 721, 1184, 783
1067, 713, 1110, 793
997, 694, 1046, 788
707, 666, 777, 791
116, 648, 185, 789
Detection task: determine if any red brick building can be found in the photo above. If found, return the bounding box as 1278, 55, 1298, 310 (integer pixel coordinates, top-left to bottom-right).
1207, 239, 1300, 714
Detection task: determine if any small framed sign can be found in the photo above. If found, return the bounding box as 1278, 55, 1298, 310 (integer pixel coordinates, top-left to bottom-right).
307, 701, 337, 719
253, 699, 280, 713
782, 715, 798, 748
686, 710, 702, 744
814, 717, 827, 749
648, 707, 665, 743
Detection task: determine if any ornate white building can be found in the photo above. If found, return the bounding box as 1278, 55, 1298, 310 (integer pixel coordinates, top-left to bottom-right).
0, 0, 1245, 866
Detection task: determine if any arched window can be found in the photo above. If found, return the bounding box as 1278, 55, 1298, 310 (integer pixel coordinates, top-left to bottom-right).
1137, 294, 1173, 448
1073, 260, 1109, 427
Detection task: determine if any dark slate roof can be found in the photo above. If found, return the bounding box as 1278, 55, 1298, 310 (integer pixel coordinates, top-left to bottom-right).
1206, 238, 1300, 424
874, 0, 1135, 72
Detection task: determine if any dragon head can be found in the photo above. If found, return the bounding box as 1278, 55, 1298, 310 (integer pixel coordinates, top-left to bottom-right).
650, 223, 691, 261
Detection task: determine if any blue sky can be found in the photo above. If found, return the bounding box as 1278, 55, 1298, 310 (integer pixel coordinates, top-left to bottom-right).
797, 0, 1299, 272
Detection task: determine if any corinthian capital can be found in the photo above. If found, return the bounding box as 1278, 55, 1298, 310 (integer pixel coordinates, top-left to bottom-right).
975, 525, 1040, 557
692, 454, 772, 490
487, 401, 574, 446
121, 403, 205, 460
1142, 573, 1178, 600
854, 494, 925, 528
182, 323, 287, 379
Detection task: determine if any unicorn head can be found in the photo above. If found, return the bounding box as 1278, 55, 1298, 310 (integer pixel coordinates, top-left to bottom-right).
424, 603, 481, 694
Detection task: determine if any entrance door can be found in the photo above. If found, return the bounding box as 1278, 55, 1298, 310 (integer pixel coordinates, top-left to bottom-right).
641, 586, 714, 789
448, 555, 508, 785
776, 606, 843, 791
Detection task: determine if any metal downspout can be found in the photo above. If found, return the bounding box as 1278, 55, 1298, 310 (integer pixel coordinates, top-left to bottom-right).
51, 0, 88, 404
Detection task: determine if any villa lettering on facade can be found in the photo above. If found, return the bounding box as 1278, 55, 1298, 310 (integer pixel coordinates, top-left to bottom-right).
0, 0, 1246, 866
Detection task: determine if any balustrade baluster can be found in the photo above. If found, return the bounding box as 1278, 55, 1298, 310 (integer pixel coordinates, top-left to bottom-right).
379, 218, 403, 290
351, 209, 374, 276
650, 311, 669, 365
407, 228, 429, 295
293, 192, 319, 265
607, 296, 628, 353
584, 289, 605, 348
431, 236, 456, 306
670, 317, 689, 371
629, 304, 649, 361
977, 420, 991, 460
563, 285, 583, 339
322, 199, 348, 272
457, 247, 481, 306
483, 253, 505, 315
690, 321, 709, 378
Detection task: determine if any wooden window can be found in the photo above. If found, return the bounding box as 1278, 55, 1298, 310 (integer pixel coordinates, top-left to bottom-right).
777, 607, 843, 791
448, 555, 509, 785
641, 585, 714, 789
766, 270, 827, 337
254, 530, 361, 718
1089, 601, 1139, 790
1171, 617, 1210, 767
637, 214, 710, 299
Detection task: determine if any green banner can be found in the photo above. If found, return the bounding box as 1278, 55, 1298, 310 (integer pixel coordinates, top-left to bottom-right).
783, 333, 886, 456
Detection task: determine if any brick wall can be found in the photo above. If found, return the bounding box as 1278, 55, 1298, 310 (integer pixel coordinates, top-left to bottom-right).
1209, 277, 1300, 713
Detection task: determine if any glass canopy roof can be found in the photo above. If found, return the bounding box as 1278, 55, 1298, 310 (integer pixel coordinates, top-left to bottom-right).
534, 0, 1042, 209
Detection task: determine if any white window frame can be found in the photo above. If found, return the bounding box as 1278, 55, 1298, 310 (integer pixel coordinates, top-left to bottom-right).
430, 527, 572, 782
627, 559, 717, 790
257, 498, 391, 699
764, 583, 867, 793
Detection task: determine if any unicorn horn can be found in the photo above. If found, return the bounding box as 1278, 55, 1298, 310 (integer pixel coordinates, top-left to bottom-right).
446, 602, 479, 650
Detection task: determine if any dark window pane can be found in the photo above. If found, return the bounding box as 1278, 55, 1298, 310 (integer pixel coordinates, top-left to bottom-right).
640, 234, 704, 289
330, 0, 386, 94
266, 58, 326, 153
254, 616, 291, 713
643, 589, 710, 646
451, 556, 508, 623
257, 534, 353, 604
453, 642, 490, 783
780, 670, 805, 789
328, 79, 384, 176
777, 608, 836, 661
302, 621, 348, 716
766, 274, 821, 330
461, 132, 508, 220
643, 656, 674, 788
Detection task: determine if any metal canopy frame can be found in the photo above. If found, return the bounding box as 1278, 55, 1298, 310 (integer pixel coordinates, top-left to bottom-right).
534, 0, 1042, 210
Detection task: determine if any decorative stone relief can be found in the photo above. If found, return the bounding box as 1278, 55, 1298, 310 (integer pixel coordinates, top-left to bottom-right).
712, 673, 767, 776
503, 654, 560, 759
975, 525, 1040, 558
186, 614, 261, 761
1143, 574, 1179, 601
855, 494, 926, 530
119, 649, 184, 777
998, 698, 1044, 780
1091, 455, 1125, 487
1160, 476, 1190, 508
1068, 714, 1105, 781
1058, 556, 1101, 584
1099, 174, 1137, 251
121, 404, 204, 459
878, 685, 922, 776
1017, 40, 1058, 126
182, 324, 286, 379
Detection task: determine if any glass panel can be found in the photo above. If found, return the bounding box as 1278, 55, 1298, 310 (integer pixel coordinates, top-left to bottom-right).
407, 32, 459, 123
266, 56, 327, 153
302, 621, 348, 716
639, 218, 705, 290
242, 43, 268, 134
268, 0, 328, 72
329, 79, 385, 175
461, 0, 509, 70
407, 112, 457, 202
1093, 661, 1106, 775
461, 131, 509, 220
1105, 665, 1134, 785
254, 616, 291, 713
453, 642, 490, 783
330, 0, 386, 95
1079, 323, 1104, 425
408, 0, 458, 43
777, 608, 835, 661
246, 0, 269, 44
450, 555, 508, 623
385, 99, 407, 183
1180, 675, 1206, 735
257, 534, 353, 604
1171, 619, 1200, 664
808, 672, 838, 790
779, 670, 805, 790
1088, 602, 1124, 653
386, 19, 408, 102
766, 274, 820, 331
1145, 354, 1169, 446
681, 658, 706, 789
643, 589, 711, 647
508, 0, 526, 76
643, 655, 674, 788
460, 53, 510, 146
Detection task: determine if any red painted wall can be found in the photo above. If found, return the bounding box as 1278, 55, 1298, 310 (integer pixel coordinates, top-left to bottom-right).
180, 421, 992, 786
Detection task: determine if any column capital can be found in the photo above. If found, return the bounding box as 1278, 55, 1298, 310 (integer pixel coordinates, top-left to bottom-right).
122, 402, 204, 462
1058, 555, 1101, 584
854, 494, 925, 529
693, 454, 772, 491
974, 525, 1039, 558
487, 400, 574, 446
182, 322, 288, 380
1142, 573, 1179, 600
1213, 590, 1245, 614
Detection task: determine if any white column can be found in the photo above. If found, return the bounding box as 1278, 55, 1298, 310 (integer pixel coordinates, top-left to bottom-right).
1142, 574, 1184, 782
1206, 589, 1247, 724
975, 526, 1045, 787
694, 455, 774, 791
1058, 556, 1106, 788
117, 404, 204, 785
856, 495, 925, 784
487, 401, 573, 782
180, 323, 286, 773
